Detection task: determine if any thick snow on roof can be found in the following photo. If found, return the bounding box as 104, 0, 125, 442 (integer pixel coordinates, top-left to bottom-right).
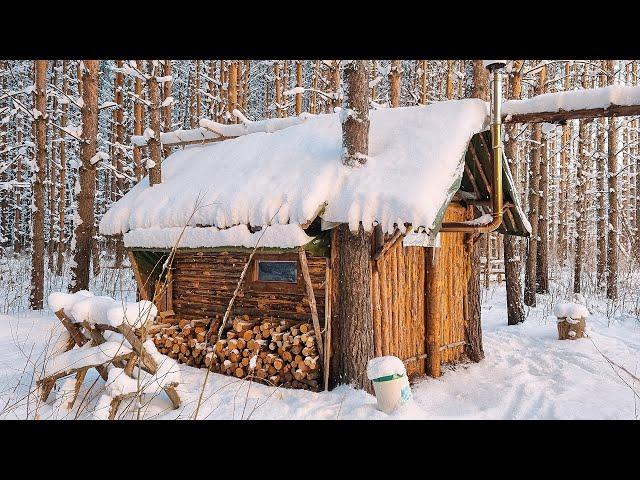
123, 224, 315, 249
503, 85, 640, 117
100, 99, 489, 237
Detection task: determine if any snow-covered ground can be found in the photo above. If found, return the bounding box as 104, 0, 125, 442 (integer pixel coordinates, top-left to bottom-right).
0, 282, 638, 420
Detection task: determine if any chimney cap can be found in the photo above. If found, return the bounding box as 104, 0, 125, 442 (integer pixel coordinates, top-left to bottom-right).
482, 60, 507, 71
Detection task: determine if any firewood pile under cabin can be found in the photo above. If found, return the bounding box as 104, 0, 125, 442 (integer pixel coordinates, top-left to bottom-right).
100, 98, 530, 391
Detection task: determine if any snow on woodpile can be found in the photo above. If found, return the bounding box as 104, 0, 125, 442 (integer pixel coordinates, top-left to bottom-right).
123, 224, 314, 249
100, 99, 489, 236
503, 84, 640, 117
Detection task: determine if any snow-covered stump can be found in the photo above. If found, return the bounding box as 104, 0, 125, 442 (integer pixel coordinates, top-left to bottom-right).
557, 317, 587, 340
554, 299, 589, 340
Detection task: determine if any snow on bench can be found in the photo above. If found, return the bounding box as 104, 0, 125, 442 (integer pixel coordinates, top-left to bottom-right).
41, 291, 182, 418
48, 291, 158, 328
45, 341, 133, 378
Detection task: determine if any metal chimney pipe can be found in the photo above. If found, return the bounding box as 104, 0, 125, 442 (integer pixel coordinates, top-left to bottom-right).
440, 61, 506, 234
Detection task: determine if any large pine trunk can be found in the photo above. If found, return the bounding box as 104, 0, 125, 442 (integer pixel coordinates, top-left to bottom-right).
573, 118, 588, 293
70, 60, 99, 292
536, 138, 549, 293
606, 62, 619, 300
133, 60, 144, 180
56, 61, 69, 275
147, 61, 162, 186
464, 60, 488, 358
30, 60, 47, 309
113, 60, 125, 268
329, 60, 374, 392
330, 224, 374, 392
503, 60, 525, 325
388, 60, 401, 107
524, 65, 547, 307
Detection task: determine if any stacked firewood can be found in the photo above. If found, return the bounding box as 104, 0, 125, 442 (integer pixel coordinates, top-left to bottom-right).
151, 315, 322, 391
151, 317, 220, 367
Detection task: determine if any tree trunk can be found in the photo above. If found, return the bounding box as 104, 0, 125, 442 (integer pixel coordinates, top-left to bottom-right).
295, 60, 303, 116
606, 59, 619, 300
47, 61, 58, 269
14, 115, 23, 253
273, 61, 282, 118
30, 60, 47, 309
133, 60, 144, 181
524, 65, 547, 307
536, 129, 549, 293
329, 61, 341, 112
330, 225, 373, 392
162, 60, 173, 158
465, 59, 488, 355
389, 60, 401, 107
69, 60, 99, 293
340, 61, 370, 168
330, 60, 373, 393
56, 61, 68, 275
596, 67, 607, 289
147, 61, 162, 186
228, 61, 238, 120
503, 59, 525, 325
573, 119, 588, 293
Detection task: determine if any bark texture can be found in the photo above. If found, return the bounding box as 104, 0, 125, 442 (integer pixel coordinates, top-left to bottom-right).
464, 59, 488, 358
329, 224, 374, 392
341, 61, 370, 167
606, 63, 619, 300
503, 60, 525, 325
330, 60, 374, 392
70, 60, 99, 292
147, 61, 162, 186
30, 60, 47, 309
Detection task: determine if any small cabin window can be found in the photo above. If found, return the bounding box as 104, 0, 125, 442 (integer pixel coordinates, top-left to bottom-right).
256, 260, 298, 283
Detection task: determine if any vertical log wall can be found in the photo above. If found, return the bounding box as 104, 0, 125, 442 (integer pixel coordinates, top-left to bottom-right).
370, 203, 473, 378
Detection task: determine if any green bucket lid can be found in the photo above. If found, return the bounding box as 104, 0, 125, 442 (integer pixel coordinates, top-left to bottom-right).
372, 373, 405, 383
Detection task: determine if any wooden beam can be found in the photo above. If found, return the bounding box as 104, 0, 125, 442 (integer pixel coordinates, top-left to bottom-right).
128, 251, 149, 301
424, 247, 442, 378
298, 248, 324, 362
323, 263, 332, 391
503, 103, 640, 125
373, 227, 407, 262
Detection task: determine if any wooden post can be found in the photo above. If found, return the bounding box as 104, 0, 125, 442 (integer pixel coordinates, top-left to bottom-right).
128, 251, 150, 301
323, 263, 332, 391
298, 248, 324, 361
424, 247, 441, 377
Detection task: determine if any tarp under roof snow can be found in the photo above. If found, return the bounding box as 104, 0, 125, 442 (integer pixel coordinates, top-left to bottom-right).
100, 99, 529, 249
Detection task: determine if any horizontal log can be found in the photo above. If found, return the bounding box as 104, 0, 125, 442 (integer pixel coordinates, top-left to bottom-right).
503, 103, 640, 125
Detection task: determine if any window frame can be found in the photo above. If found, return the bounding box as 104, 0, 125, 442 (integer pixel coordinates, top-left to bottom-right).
247, 253, 305, 293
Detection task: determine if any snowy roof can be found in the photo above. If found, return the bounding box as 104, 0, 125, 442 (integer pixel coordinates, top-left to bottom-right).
101, 99, 491, 244
123, 224, 315, 250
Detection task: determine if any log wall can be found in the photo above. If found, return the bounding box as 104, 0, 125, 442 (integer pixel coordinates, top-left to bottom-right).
172, 251, 327, 324
371, 241, 426, 377
370, 202, 473, 377
431, 203, 473, 364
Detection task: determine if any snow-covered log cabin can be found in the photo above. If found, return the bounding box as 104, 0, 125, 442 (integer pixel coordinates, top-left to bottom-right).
99, 97, 530, 389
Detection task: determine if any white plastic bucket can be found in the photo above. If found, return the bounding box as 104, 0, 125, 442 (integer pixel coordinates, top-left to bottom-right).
371, 373, 412, 414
